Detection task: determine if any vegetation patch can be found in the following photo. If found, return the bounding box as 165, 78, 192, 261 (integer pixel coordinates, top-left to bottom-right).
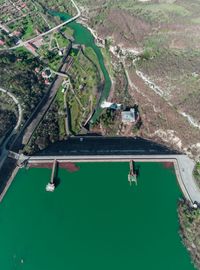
178, 201, 200, 270
0, 50, 47, 121
0, 109, 17, 139
24, 102, 60, 155
194, 162, 200, 186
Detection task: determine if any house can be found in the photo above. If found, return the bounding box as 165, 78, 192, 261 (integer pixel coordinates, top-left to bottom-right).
121, 108, 136, 123
42, 68, 52, 79
26, 42, 37, 54
44, 79, 50, 85
12, 30, 21, 37
101, 101, 122, 110
0, 39, 5, 46
35, 67, 40, 73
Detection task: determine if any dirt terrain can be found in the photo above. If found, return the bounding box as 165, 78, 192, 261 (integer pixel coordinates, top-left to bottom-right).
77, 0, 200, 159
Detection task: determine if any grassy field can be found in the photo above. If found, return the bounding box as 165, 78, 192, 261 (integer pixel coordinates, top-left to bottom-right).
55, 86, 67, 139
67, 49, 100, 133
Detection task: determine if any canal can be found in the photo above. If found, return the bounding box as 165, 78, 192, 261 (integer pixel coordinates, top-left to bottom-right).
0, 162, 196, 269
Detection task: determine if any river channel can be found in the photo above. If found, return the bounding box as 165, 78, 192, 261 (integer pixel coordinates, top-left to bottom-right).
49, 11, 112, 123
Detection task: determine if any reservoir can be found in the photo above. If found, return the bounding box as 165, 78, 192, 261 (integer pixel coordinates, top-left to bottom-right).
0, 162, 195, 269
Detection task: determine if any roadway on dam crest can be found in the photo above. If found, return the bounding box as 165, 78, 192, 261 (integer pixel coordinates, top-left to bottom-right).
3, 137, 200, 206
27, 153, 200, 206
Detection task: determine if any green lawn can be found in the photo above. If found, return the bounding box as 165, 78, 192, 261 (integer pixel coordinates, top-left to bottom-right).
22, 18, 35, 40
55, 86, 66, 138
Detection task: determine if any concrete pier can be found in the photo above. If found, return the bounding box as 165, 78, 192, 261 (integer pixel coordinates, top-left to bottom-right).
27, 154, 200, 206
46, 160, 57, 192
50, 159, 57, 184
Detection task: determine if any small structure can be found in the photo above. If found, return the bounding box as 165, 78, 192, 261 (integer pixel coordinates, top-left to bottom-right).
0, 40, 5, 46
42, 68, 52, 79
101, 101, 122, 110
121, 108, 136, 123
193, 201, 198, 209
32, 37, 43, 48
44, 79, 50, 85
59, 49, 64, 56
46, 182, 55, 192
128, 160, 137, 186
26, 42, 37, 54
46, 160, 57, 192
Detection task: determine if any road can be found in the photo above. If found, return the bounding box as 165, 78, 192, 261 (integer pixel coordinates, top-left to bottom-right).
27, 153, 200, 206
0, 87, 22, 169
21, 62, 69, 146
0, 87, 22, 132
0, 0, 81, 51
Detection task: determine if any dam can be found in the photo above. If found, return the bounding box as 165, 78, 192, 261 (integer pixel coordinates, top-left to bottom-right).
0, 136, 198, 270
10, 136, 200, 207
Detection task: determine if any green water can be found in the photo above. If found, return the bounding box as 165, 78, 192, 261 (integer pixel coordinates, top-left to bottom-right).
0, 162, 195, 269
50, 11, 112, 123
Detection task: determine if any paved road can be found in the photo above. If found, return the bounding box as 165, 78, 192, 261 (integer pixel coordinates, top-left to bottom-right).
27, 153, 200, 206
22, 62, 69, 145
0, 87, 22, 132
0, 87, 22, 169
0, 0, 81, 51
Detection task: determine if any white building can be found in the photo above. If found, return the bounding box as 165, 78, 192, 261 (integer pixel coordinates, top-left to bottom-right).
101, 101, 122, 110
121, 108, 136, 123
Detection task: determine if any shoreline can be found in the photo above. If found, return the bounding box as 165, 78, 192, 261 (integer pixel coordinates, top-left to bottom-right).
0, 165, 19, 203
26, 155, 196, 205
0, 152, 198, 209
29, 161, 80, 172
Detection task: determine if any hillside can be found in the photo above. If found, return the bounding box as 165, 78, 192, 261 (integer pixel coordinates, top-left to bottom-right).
76, 0, 200, 158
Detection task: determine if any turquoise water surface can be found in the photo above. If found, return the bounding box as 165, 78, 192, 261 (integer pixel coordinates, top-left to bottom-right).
0, 162, 195, 269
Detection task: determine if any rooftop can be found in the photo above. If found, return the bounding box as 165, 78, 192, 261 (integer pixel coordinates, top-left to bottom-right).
121, 108, 136, 123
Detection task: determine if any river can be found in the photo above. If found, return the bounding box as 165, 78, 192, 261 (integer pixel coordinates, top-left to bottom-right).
0, 162, 195, 269
49, 11, 112, 124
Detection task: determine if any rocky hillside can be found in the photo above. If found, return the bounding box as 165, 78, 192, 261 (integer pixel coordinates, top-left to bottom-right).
76, 0, 200, 159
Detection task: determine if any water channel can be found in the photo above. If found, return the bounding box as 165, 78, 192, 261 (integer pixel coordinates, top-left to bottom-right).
49, 11, 112, 123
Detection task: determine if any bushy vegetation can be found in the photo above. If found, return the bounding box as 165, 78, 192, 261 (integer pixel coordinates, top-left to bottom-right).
0, 50, 47, 121
76, 0, 200, 125
24, 102, 60, 155
37, 0, 77, 16
67, 49, 100, 133
0, 109, 16, 139
24, 46, 102, 152
194, 162, 200, 186
99, 108, 117, 127
179, 200, 200, 269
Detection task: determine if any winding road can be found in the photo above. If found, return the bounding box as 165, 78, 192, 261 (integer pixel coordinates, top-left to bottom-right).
0, 87, 22, 169
0, 87, 22, 132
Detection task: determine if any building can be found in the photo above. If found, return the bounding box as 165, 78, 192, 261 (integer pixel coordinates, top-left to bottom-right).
42, 68, 52, 79
121, 108, 136, 123
0, 39, 5, 46
101, 101, 122, 110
